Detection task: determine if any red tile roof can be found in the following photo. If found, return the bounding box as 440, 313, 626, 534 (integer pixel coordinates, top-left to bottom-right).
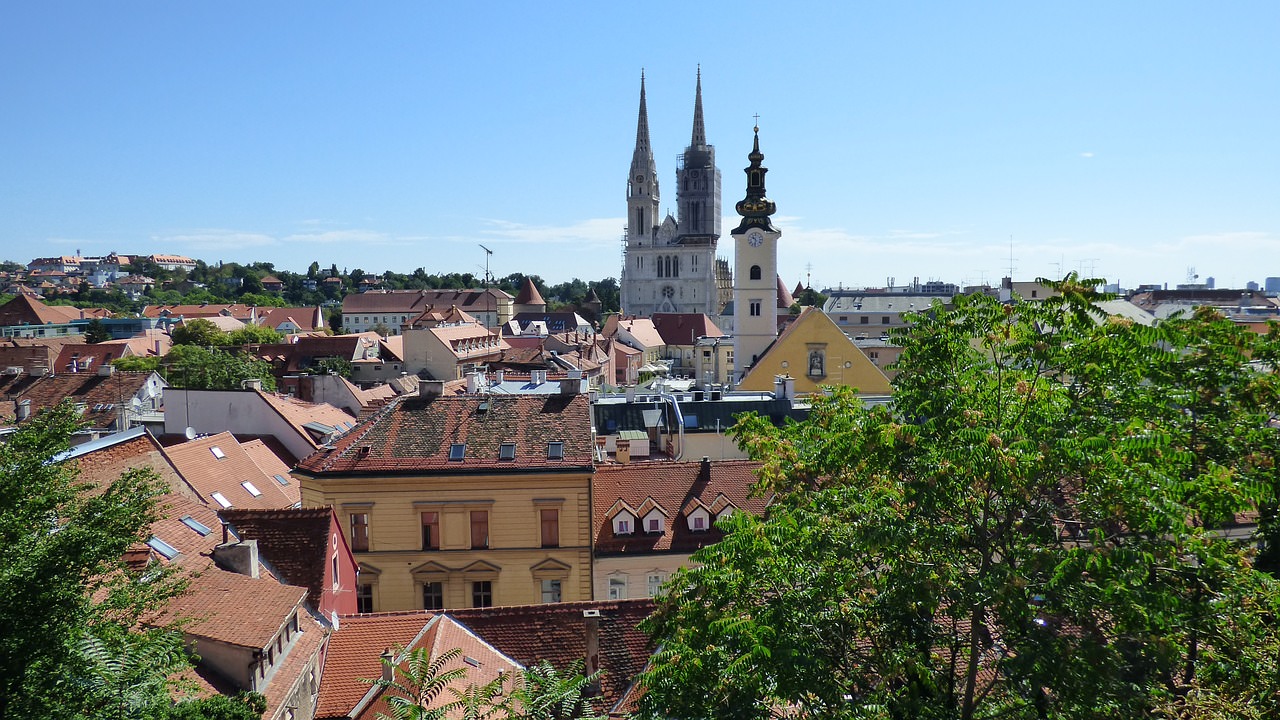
240, 438, 300, 505
650, 313, 724, 346
54, 343, 122, 374
163, 431, 298, 510
142, 303, 255, 320
0, 294, 108, 325
514, 278, 546, 307
294, 393, 593, 475
316, 612, 435, 718
256, 306, 323, 333
254, 390, 357, 451
218, 507, 337, 612
3, 370, 159, 430
446, 600, 655, 715
592, 459, 770, 554
150, 567, 307, 649
343, 289, 513, 315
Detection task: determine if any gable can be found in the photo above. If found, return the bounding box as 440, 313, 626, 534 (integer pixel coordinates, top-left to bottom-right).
739, 308, 891, 395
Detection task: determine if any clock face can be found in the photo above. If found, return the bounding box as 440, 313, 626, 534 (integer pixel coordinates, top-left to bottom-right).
635, 174, 644, 183
748, 231, 764, 247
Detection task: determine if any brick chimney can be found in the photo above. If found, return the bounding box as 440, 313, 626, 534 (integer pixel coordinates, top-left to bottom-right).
212, 539, 260, 579
583, 609, 601, 681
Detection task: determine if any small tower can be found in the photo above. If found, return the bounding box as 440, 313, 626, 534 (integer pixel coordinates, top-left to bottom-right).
626, 72, 661, 252
513, 277, 547, 316
731, 124, 780, 378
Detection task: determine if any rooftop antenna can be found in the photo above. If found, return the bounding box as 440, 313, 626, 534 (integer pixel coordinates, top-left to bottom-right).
1007, 235, 1017, 280
478, 244, 494, 287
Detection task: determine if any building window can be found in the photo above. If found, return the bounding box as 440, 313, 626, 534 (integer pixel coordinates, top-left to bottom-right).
421, 512, 439, 550
540, 509, 559, 548
332, 555, 340, 589
647, 574, 665, 597
749, 265, 761, 280
423, 581, 444, 610
357, 584, 374, 613
608, 577, 627, 600
749, 300, 761, 317
860, 316, 870, 325
541, 579, 562, 603
882, 316, 891, 324
472, 580, 493, 608
646, 515, 664, 534
449, 443, 466, 461
547, 442, 564, 460
614, 516, 633, 536
470, 511, 489, 549
350, 513, 369, 552
499, 442, 516, 461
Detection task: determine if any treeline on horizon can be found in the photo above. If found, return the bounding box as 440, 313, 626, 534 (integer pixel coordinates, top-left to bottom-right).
0, 258, 621, 327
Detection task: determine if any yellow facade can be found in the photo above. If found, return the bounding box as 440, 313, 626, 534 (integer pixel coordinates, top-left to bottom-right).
738, 307, 892, 395
299, 470, 592, 613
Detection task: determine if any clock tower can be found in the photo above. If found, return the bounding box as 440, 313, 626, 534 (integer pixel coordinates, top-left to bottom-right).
731, 125, 780, 379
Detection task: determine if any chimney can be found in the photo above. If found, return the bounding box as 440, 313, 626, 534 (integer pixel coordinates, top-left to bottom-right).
774, 375, 787, 399
420, 380, 445, 398
700, 456, 711, 483
583, 609, 601, 680
467, 371, 485, 394
616, 438, 631, 464
97, 363, 114, 377
241, 377, 262, 391
15, 399, 30, 422
783, 376, 796, 400
496, 370, 505, 384
380, 649, 396, 683
212, 539, 260, 579
531, 369, 547, 385
559, 377, 581, 395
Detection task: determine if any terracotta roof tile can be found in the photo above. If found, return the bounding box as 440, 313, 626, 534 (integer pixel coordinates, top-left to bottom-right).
240, 438, 300, 505
342, 289, 512, 315
315, 612, 437, 718
54, 343, 122, 374
650, 313, 723, 346
262, 610, 328, 719
218, 507, 336, 611
150, 568, 306, 649
163, 431, 298, 510
446, 599, 655, 714
255, 391, 357, 451
294, 393, 592, 475
5, 370, 158, 430
592, 459, 770, 554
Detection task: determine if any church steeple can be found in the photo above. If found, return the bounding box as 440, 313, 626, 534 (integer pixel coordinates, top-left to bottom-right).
691, 66, 706, 148
734, 125, 777, 233
633, 71, 654, 167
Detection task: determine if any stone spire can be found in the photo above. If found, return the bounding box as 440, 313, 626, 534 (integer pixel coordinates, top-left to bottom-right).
734, 125, 778, 233
632, 71, 656, 173
691, 66, 706, 148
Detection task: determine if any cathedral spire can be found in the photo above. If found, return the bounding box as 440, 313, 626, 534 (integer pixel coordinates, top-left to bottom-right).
691, 66, 706, 148
634, 70, 652, 159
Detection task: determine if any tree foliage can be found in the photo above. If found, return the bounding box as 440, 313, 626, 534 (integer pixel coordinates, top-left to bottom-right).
0, 403, 186, 718
640, 277, 1280, 720
83, 318, 112, 344
170, 318, 225, 347
162, 345, 277, 391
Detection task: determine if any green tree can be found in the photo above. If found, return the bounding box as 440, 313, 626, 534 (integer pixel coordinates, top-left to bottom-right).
0, 403, 184, 717
368, 647, 476, 720
170, 318, 226, 346
309, 356, 353, 377
224, 324, 284, 345
497, 660, 605, 720
640, 278, 1280, 720
83, 318, 112, 344
162, 345, 277, 392
163, 692, 267, 720
113, 355, 161, 374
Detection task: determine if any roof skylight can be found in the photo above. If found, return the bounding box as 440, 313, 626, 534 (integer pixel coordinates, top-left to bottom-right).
147, 536, 180, 560
211, 492, 232, 508
210, 446, 226, 460
180, 515, 212, 536
449, 443, 466, 461
547, 441, 564, 460
499, 443, 516, 461
273, 474, 290, 486
241, 481, 262, 497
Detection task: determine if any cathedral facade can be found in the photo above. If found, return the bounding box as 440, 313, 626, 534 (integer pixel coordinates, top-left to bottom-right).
620, 71, 733, 319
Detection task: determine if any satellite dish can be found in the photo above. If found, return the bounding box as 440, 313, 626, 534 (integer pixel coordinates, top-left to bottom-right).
184, 426, 197, 440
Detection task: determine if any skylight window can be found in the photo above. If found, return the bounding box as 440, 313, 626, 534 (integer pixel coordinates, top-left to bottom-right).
449, 443, 466, 461
180, 515, 212, 536
211, 492, 232, 509
147, 536, 180, 560
242, 481, 262, 497
272, 474, 290, 486
210, 446, 226, 460
499, 443, 516, 461
547, 442, 564, 460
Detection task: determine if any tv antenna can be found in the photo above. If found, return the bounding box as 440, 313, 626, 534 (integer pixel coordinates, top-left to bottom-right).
478, 244, 494, 286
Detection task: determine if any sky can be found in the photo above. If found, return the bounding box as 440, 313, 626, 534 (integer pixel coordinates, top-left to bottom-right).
2, 2, 1278, 292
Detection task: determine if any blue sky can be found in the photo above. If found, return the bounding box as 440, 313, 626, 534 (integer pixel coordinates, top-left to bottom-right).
3, 2, 1277, 291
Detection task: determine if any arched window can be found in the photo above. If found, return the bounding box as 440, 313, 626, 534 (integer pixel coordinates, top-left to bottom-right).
673, 256, 680, 278
750, 265, 762, 280
657, 257, 664, 278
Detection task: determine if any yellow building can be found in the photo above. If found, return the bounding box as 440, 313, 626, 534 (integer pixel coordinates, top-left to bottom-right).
738, 307, 892, 395
294, 386, 594, 613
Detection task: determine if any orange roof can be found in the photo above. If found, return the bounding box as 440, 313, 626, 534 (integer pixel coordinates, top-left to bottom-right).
150, 567, 307, 649
650, 313, 723, 346
163, 432, 297, 510
514, 277, 546, 307
255, 390, 357, 450
240, 438, 300, 505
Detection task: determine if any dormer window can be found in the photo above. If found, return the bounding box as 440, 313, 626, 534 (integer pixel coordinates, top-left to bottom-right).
499, 443, 516, 461
449, 443, 466, 461
612, 512, 635, 536
547, 442, 564, 460
210, 446, 226, 460
688, 508, 710, 532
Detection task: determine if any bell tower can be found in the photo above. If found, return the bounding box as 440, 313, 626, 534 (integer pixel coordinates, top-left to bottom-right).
730, 124, 780, 378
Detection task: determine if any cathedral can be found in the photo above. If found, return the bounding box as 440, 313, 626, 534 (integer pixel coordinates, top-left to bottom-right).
620, 71, 734, 319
